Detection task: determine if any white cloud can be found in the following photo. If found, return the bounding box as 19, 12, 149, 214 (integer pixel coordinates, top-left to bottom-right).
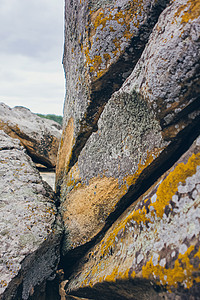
0, 0, 65, 115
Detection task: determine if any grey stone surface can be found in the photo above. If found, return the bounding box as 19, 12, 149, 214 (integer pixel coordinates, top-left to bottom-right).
57, 0, 170, 183
58, 0, 200, 256
76, 91, 166, 186
65, 135, 200, 299
0, 131, 62, 300
122, 0, 200, 136
0, 103, 62, 168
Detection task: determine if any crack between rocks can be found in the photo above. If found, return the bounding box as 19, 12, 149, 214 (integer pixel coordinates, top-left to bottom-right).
60, 114, 200, 283
65, 0, 171, 175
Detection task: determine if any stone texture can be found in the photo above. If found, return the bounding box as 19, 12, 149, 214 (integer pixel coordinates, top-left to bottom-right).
60, 91, 167, 254
64, 135, 200, 300
0, 103, 62, 168
56, 0, 170, 186
58, 0, 200, 255
0, 131, 63, 300
122, 0, 200, 140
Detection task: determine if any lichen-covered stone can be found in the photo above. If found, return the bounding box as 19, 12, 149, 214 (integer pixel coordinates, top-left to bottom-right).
0, 103, 62, 168
56, 0, 170, 186
58, 0, 200, 255
122, 0, 200, 140
64, 135, 200, 299
60, 91, 168, 253
0, 131, 63, 300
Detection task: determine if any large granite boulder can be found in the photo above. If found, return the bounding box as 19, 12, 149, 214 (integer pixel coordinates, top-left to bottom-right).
0, 103, 62, 168
56, 0, 170, 187
64, 135, 200, 299
0, 131, 63, 300
58, 0, 200, 256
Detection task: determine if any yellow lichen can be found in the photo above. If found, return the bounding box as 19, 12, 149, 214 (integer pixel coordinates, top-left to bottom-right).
56, 118, 75, 189
84, 0, 144, 79
152, 152, 200, 218
76, 149, 200, 289
142, 245, 200, 290
174, 0, 200, 24
122, 148, 162, 192
104, 266, 135, 283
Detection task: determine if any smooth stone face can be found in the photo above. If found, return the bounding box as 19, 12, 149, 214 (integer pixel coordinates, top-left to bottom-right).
59, 0, 200, 255
40, 172, 56, 190
56, 0, 170, 186
0, 103, 62, 168
64, 135, 200, 299
0, 131, 62, 300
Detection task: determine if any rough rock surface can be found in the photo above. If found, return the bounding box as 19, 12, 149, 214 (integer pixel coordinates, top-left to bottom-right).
58, 0, 200, 255
64, 135, 200, 299
0, 131, 62, 300
0, 103, 62, 168
56, 0, 170, 186
54, 0, 200, 298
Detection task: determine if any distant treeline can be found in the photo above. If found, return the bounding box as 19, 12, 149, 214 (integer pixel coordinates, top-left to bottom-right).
37, 113, 63, 125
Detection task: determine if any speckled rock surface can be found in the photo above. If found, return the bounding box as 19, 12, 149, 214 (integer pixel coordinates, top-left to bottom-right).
122, 0, 200, 140
56, 0, 170, 186
0, 103, 62, 168
64, 135, 200, 300
60, 91, 168, 254
0, 131, 63, 300
58, 0, 200, 255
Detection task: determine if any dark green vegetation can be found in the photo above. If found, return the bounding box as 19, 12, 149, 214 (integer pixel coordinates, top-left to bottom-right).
37, 113, 63, 125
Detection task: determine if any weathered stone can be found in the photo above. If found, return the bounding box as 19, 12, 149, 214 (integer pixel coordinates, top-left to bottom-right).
56, 0, 170, 186
58, 0, 200, 255
0, 103, 62, 168
0, 131, 63, 300
64, 135, 200, 299
60, 91, 167, 254
122, 0, 200, 140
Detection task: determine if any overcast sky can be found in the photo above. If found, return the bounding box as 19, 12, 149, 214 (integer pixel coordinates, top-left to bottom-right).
0, 0, 65, 115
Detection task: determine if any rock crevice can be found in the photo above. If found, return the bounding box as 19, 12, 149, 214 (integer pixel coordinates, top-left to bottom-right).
56, 0, 200, 298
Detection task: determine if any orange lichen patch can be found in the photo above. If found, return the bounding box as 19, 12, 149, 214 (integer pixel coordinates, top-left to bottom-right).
104, 266, 132, 282
63, 150, 161, 247
142, 245, 200, 290
151, 152, 200, 218
86, 151, 200, 261
85, 0, 145, 79
66, 148, 163, 255
62, 175, 123, 246
56, 118, 74, 188
96, 207, 137, 258
194, 247, 200, 260
174, 0, 200, 24
87, 266, 136, 287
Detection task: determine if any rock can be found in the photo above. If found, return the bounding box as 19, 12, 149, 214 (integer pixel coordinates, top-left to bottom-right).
0, 131, 63, 300
58, 0, 200, 255
122, 0, 200, 140
0, 103, 62, 168
56, 0, 170, 187
64, 135, 200, 299
40, 172, 56, 190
